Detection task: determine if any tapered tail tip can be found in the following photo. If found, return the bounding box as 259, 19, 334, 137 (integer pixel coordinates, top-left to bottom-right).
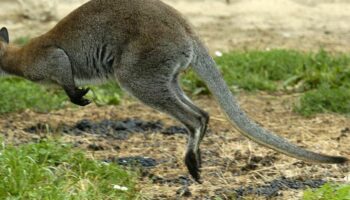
332, 156, 349, 164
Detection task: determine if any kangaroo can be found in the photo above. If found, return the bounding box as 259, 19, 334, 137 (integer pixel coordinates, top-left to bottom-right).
0, 0, 347, 181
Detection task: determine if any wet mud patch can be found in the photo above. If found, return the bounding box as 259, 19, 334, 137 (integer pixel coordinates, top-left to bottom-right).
24, 118, 188, 140
215, 177, 326, 198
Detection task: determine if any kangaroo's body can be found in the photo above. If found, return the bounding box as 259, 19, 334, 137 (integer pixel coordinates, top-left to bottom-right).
0, 0, 347, 181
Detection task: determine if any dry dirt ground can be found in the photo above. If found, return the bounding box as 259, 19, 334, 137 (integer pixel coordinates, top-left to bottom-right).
1, 0, 350, 199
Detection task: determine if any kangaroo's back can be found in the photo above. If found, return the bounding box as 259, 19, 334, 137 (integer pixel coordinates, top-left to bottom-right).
50, 0, 194, 40
39, 0, 195, 83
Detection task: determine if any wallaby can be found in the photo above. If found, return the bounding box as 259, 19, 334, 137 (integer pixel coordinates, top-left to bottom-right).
0, 0, 347, 182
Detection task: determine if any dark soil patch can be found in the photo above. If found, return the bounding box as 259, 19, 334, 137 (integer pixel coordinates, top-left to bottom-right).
67, 119, 164, 139
106, 156, 158, 168
215, 177, 326, 198
24, 118, 188, 140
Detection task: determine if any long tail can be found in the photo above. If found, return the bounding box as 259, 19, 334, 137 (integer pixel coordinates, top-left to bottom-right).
191, 40, 348, 164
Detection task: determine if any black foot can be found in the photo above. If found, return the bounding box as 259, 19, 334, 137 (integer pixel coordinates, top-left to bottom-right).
64, 86, 91, 107
71, 97, 91, 106
76, 87, 90, 97
185, 149, 202, 183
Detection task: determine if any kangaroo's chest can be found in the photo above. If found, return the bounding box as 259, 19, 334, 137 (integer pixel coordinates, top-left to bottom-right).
68, 42, 122, 86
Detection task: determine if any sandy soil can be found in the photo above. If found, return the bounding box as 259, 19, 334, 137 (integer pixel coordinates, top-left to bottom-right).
1, 0, 350, 199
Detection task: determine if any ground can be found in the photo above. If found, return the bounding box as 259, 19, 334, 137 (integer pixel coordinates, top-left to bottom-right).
0, 0, 350, 199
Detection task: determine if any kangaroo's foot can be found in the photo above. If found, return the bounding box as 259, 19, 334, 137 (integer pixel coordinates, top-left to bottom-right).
185, 148, 202, 183
64, 86, 91, 106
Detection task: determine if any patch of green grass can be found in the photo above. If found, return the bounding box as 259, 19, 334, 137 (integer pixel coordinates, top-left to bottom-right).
88, 82, 123, 106
0, 77, 67, 114
0, 139, 138, 200
183, 50, 350, 92
182, 49, 350, 116
0, 77, 123, 114
303, 183, 350, 200
295, 85, 350, 116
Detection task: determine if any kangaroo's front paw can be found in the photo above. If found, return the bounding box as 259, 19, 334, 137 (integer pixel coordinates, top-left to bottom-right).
76, 87, 90, 98
64, 86, 91, 107
71, 97, 91, 106
185, 149, 202, 183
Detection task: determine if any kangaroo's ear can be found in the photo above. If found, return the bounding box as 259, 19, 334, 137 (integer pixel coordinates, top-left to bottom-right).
0, 27, 9, 44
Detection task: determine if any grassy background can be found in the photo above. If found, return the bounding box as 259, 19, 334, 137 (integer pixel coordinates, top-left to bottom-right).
0, 138, 139, 199
1, 49, 349, 116
0, 77, 122, 114
303, 184, 350, 200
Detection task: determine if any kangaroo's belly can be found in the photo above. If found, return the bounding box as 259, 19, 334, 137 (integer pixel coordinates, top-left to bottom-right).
73, 76, 113, 86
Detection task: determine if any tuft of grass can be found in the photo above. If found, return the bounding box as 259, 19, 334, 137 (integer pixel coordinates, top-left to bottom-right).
88, 82, 123, 106
0, 139, 138, 200
295, 86, 350, 116
303, 183, 350, 200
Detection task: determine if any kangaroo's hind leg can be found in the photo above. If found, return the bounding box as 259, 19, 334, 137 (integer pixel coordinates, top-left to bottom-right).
116, 65, 208, 182
170, 78, 209, 182
171, 76, 209, 141
171, 75, 209, 168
